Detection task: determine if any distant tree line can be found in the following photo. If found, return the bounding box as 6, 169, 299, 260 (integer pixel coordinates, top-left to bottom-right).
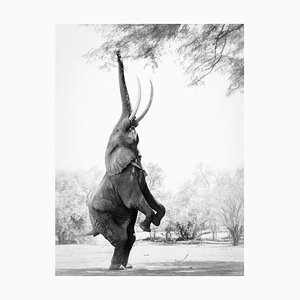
55, 163, 244, 246
55, 166, 103, 244
159, 164, 244, 246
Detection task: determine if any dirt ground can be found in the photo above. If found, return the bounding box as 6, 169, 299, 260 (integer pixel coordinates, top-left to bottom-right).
56, 238, 244, 276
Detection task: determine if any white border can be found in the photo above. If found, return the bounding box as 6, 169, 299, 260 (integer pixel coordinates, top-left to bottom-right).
2, 1, 299, 299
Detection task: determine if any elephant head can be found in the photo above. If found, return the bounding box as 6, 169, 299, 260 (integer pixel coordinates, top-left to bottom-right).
105, 51, 153, 176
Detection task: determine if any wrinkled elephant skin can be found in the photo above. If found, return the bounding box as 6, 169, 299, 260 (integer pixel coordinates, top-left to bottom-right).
87, 51, 165, 270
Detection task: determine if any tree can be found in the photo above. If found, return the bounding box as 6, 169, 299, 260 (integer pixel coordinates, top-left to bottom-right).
212, 168, 244, 246
83, 24, 244, 96
144, 162, 165, 194
171, 201, 210, 241
168, 164, 244, 244
55, 167, 103, 244
192, 164, 220, 240
169, 175, 211, 241
156, 164, 244, 244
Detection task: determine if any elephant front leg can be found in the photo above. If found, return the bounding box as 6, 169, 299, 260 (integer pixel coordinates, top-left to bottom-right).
115, 170, 156, 232
136, 198, 155, 232
139, 174, 166, 226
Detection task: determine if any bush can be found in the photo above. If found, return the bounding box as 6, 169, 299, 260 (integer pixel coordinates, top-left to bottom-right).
55, 167, 103, 244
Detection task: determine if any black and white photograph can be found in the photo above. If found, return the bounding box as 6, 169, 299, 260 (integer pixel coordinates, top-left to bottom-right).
55, 24, 244, 276
2, 1, 299, 299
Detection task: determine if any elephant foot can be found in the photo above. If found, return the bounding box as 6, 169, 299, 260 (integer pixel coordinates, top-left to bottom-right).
139, 220, 151, 232
126, 263, 133, 269
153, 209, 166, 226
152, 214, 162, 226
109, 264, 126, 270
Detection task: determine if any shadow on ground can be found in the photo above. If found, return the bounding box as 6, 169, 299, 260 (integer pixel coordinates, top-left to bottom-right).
56, 261, 244, 276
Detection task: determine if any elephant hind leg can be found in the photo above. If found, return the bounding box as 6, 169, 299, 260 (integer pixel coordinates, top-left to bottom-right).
122, 211, 137, 268
92, 212, 129, 270
122, 233, 136, 268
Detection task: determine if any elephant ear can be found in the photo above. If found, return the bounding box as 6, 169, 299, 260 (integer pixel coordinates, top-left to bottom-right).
106, 146, 136, 175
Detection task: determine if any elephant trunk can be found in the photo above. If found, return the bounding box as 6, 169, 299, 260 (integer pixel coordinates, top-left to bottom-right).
115, 51, 153, 126
117, 51, 132, 122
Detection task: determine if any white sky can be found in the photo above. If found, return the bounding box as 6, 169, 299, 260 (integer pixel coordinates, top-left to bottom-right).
56, 25, 244, 190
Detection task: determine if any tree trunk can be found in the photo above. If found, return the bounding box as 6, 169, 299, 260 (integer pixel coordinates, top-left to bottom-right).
165, 231, 171, 242
211, 225, 217, 241
230, 226, 241, 246
232, 235, 240, 246
150, 228, 157, 242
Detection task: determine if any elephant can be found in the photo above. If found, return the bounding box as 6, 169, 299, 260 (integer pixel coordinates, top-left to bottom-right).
86, 51, 166, 270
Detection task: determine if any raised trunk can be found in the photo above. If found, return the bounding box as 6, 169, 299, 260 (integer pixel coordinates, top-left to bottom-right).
117, 52, 132, 122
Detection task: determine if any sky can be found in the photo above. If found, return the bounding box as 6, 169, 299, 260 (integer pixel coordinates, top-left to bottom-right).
56, 25, 244, 190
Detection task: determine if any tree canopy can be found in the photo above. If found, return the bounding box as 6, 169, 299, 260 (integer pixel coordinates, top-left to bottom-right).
84, 24, 244, 97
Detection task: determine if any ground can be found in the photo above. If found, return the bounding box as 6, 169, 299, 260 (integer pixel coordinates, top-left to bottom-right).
56, 235, 244, 276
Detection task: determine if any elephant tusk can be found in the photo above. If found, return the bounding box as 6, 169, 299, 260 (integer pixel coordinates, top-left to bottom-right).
135, 80, 153, 123
129, 77, 141, 122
